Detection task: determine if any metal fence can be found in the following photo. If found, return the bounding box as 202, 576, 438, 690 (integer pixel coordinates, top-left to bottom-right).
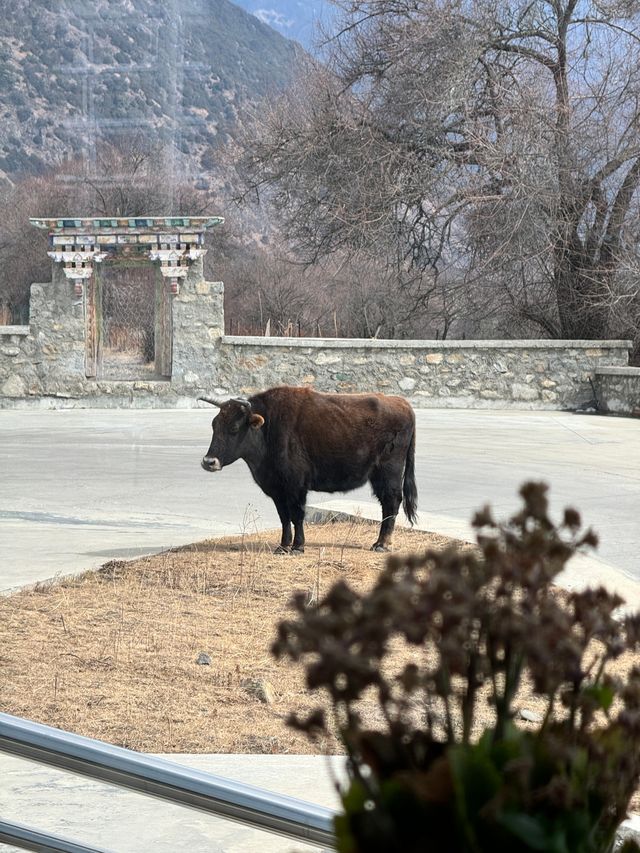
0, 712, 336, 853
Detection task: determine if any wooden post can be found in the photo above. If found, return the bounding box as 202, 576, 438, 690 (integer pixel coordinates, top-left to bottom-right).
85, 277, 98, 378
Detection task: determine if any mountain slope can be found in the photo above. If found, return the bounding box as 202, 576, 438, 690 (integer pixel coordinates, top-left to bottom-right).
0, 0, 302, 177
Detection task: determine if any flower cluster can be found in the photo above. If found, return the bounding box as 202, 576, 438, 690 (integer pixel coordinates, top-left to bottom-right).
273, 482, 640, 853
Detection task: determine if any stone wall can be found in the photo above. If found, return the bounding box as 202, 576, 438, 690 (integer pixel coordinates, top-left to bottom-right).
172, 276, 224, 388
595, 367, 640, 415
212, 337, 630, 411
0, 260, 225, 408
0, 274, 635, 410
0, 326, 33, 398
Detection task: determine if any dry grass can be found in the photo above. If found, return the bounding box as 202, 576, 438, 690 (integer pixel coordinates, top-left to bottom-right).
0, 521, 445, 753
0, 518, 638, 812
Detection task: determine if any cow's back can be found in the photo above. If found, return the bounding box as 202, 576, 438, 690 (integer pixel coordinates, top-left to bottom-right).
250, 387, 414, 492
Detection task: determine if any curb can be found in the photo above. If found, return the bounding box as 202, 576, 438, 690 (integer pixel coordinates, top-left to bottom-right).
307, 500, 640, 611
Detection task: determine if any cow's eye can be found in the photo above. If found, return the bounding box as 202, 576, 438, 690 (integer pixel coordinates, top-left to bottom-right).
229, 424, 240, 435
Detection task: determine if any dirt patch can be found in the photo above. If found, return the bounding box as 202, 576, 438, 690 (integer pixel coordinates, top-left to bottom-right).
1, 519, 638, 812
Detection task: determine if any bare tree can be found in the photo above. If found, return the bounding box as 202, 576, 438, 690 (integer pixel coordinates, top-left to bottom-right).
217, 234, 447, 339
0, 173, 73, 322
57, 135, 216, 217
238, 1, 640, 345
0, 139, 215, 322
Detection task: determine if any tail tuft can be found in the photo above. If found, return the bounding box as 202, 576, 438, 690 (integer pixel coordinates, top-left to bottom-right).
402, 428, 418, 525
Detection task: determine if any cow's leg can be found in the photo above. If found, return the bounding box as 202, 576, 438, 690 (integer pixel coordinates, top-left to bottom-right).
290, 490, 307, 554
273, 496, 293, 554
369, 465, 403, 552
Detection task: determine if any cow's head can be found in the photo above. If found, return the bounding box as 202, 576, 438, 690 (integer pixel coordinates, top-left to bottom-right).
199, 396, 265, 472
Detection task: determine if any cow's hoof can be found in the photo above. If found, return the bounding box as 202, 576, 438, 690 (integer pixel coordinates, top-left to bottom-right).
274, 545, 291, 555
371, 544, 389, 553
291, 547, 305, 555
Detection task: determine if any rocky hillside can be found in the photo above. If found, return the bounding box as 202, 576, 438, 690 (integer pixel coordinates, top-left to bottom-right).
0, 0, 302, 178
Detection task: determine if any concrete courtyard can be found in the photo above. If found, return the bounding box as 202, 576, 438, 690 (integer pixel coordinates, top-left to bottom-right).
1, 406, 639, 591
1, 406, 640, 851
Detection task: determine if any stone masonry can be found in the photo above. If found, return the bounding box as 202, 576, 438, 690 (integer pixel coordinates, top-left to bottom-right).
595, 367, 640, 416
211, 336, 631, 411
0, 243, 635, 411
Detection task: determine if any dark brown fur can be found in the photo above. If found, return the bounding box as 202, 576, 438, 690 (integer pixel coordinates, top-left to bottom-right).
201, 386, 418, 553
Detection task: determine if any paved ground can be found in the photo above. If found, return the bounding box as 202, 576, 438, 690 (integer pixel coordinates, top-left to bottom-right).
1, 407, 639, 590
2, 406, 640, 851
0, 753, 343, 852
2, 749, 638, 852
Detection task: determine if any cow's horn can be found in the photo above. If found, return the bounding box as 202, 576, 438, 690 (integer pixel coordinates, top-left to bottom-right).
198, 396, 227, 407
234, 397, 252, 411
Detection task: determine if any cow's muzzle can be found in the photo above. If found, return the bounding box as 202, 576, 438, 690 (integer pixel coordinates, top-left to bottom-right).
201, 456, 222, 472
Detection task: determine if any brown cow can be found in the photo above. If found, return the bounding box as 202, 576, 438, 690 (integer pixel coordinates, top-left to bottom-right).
200, 386, 418, 553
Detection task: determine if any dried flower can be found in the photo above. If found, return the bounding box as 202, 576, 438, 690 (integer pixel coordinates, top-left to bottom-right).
274, 483, 640, 853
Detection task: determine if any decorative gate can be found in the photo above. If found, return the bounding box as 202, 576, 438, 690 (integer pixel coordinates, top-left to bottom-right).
85, 264, 172, 380
30, 216, 225, 383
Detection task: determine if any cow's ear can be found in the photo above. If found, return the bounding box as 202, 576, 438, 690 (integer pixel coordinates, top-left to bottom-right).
249, 414, 265, 430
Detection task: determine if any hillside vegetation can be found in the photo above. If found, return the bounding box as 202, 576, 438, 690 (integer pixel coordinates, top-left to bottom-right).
0, 0, 301, 177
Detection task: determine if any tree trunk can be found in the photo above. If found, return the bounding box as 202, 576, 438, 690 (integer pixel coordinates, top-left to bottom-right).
554, 250, 609, 340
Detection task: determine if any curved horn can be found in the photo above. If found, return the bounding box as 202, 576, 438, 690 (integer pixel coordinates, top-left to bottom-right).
198, 396, 228, 407
197, 396, 252, 411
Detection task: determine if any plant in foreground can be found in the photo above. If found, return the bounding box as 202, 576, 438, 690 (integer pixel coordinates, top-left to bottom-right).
273, 483, 640, 852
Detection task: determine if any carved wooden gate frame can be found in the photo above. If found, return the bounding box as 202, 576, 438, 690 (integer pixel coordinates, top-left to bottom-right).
30, 216, 223, 382
84, 262, 172, 380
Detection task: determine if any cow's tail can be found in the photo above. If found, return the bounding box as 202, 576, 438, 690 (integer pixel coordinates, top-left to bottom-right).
402, 427, 418, 526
